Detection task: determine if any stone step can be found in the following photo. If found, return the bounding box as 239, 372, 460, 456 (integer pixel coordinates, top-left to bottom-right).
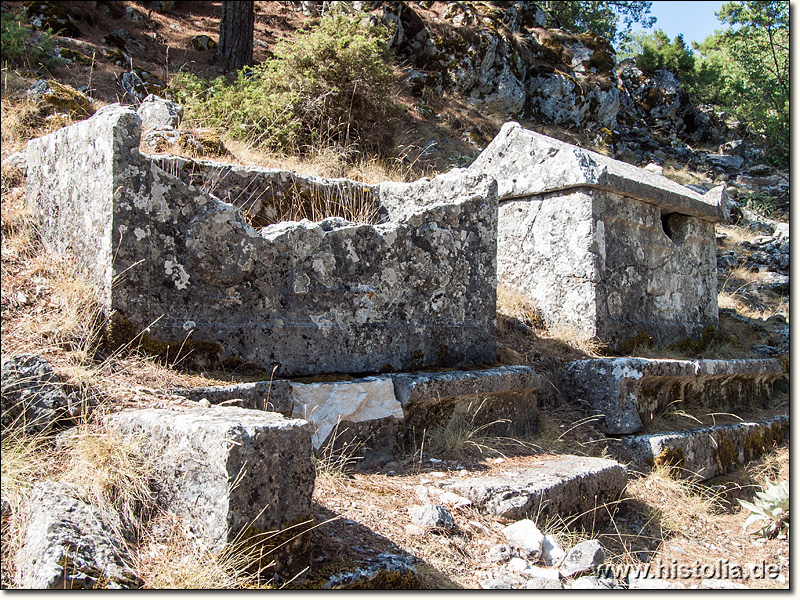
561, 357, 787, 434
169, 366, 543, 465
438, 455, 627, 526
623, 414, 789, 481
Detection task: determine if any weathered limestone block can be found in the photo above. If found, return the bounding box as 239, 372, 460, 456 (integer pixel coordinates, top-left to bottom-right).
289, 376, 403, 449
391, 366, 540, 408
16, 481, 139, 589
469, 122, 729, 347
624, 414, 789, 481
440, 455, 627, 526
26, 106, 498, 376
169, 379, 292, 414
104, 406, 315, 574
562, 357, 787, 434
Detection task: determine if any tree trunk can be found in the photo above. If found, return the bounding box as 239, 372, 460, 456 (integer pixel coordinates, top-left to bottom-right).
218, 1, 254, 70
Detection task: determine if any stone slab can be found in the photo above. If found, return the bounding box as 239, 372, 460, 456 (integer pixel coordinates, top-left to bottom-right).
289, 376, 403, 449
561, 357, 786, 434
391, 366, 541, 408
16, 481, 139, 589
440, 455, 627, 525
624, 414, 789, 481
469, 122, 728, 221
105, 405, 315, 575
169, 379, 292, 415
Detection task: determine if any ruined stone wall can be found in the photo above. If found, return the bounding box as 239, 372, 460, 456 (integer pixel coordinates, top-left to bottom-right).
26, 106, 497, 376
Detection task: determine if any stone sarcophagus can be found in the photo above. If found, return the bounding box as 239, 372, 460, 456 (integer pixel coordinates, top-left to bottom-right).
26, 105, 498, 376
470, 122, 729, 348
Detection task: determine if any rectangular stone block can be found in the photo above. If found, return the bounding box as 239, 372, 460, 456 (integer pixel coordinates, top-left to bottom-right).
471, 122, 729, 348
289, 376, 403, 450
26, 106, 498, 377
624, 415, 789, 481
391, 366, 541, 408
441, 456, 627, 526
562, 357, 787, 434
105, 406, 315, 575
169, 379, 292, 415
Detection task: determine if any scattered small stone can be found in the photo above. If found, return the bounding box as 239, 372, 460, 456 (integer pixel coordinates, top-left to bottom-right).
525, 565, 561, 580
559, 540, 605, 578
542, 534, 565, 566
507, 557, 529, 572
502, 519, 544, 559
698, 578, 750, 590
409, 504, 455, 531
436, 491, 471, 508
480, 578, 516, 590
570, 575, 620, 589
486, 544, 516, 563
525, 577, 563, 589
628, 571, 686, 589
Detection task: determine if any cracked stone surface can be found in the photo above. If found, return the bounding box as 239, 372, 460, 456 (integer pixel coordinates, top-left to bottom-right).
16, 481, 140, 589
440, 455, 627, 525
26, 106, 498, 376
562, 357, 787, 434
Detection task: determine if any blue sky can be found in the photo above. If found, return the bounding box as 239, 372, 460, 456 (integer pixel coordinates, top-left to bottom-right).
631, 1, 727, 45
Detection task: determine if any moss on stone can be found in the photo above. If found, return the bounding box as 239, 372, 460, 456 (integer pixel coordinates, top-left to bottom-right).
58, 47, 93, 65
714, 435, 738, 473
616, 330, 655, 355
292, 373, 355, 384
653, 445, 685, 474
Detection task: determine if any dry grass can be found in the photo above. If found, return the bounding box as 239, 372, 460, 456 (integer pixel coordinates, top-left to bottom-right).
132, 513, 268, 589
662, 161, 713, 187
56, 423, 157, 532
218, 139, 429, 184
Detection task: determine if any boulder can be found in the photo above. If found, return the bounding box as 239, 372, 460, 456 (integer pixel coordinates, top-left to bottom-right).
190, 34, 217, 51
16, 481, 139, 589
136, 94, 183, 131
409, 504, 455, 531
24, 80, 94, 117
1, 354, 77, 434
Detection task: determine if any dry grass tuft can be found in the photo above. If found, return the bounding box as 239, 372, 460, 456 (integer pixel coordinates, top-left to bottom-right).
132, 513, 266, 589
221, 139, 429, 184
56, 423, 157, 532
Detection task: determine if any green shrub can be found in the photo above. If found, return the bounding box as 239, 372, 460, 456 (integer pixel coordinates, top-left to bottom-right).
172, 13, 398, 155
0, 6, 56, 69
